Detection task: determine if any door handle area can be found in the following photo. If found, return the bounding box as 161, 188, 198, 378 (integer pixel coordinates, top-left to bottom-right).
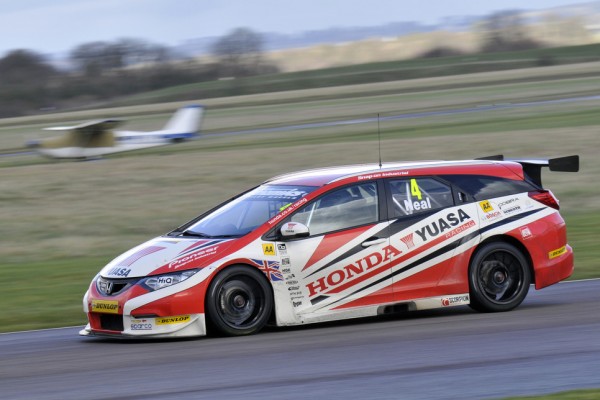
361, 238, 387, 247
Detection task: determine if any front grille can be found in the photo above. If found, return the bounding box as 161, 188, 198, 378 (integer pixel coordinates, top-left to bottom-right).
99, 314, 124, 332
97, 276, 140, 296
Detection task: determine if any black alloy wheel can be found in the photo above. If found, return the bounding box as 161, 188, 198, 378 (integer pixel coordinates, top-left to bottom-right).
206, 265, 273, 336
468, 242, 531, 312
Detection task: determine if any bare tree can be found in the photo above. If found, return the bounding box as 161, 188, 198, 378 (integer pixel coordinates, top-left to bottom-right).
70, 39, 171, 76
477, 11, 541, 52
0, 49, 57, 85
70, 41, 119, 76
212, 27, 264, 77
0, 49, 60, 116
115, 38, 171, 66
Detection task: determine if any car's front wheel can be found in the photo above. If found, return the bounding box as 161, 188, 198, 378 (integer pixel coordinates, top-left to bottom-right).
206, 265, 273, 336
468, 242, 531, 312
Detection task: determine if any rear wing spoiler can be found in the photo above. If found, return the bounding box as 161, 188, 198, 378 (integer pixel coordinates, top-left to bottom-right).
476, 155, 579, 186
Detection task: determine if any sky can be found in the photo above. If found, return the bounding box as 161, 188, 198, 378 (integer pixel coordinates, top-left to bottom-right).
0, 0, 591, 56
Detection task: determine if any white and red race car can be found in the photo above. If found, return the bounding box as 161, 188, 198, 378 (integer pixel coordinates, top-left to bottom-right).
81, 155, 578, 338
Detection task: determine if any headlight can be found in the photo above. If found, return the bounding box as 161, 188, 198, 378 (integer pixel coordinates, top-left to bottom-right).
140, 269, 199, 291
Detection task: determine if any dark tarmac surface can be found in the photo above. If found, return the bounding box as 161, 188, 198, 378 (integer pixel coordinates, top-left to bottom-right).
1, 279, 599, 400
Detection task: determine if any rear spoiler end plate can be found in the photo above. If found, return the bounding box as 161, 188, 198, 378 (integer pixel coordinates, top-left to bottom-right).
475, 155, 579, 186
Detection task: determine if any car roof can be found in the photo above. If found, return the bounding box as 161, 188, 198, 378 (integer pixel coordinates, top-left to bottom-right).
265, 160, 522, 187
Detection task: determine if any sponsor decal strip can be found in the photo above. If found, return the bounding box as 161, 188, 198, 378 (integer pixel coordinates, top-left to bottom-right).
313, 231, 478, 308
303, 224, 376, 272
321, 220, 476, 297
178, 239, 228, 257
119, 246, 165, 267
314, 208, 545, 311
442, 295, 470, 307
305, 224, 389, 278
479, 209, 543, 235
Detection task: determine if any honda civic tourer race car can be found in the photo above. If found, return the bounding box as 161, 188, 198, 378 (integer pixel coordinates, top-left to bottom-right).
81, 155, 578, 338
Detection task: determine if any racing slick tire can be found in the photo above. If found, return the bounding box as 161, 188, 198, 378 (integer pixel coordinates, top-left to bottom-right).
468, 242, 531, 312
206, 265, 273, 336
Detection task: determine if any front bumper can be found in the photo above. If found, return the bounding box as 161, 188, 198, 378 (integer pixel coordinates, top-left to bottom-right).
79, 313, 206, 338
82, 273, 210, 338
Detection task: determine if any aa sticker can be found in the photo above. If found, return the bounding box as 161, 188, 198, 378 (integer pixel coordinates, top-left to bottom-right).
479, 200, 493, 213
548, 246, 567, 259
262, 243, 276, 256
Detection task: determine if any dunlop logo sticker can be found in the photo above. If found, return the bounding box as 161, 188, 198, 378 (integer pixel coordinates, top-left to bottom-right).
91, 300, 119, 314
548, 246, 567, 259
156, 315, 191, 325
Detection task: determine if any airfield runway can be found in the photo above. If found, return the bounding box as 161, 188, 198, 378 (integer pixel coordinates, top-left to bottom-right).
211, 94, 600, 137
1, 279, 598, 400
4, 93, 600, 158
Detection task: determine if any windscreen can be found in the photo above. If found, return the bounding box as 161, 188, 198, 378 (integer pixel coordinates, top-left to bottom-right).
185, 185, 316, 237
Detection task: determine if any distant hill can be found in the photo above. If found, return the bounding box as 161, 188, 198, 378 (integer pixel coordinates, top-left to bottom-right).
174, 1, 600, 58
175, 21, 438, 56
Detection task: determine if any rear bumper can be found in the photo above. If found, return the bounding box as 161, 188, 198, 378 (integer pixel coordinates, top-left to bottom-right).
534, 244, 574, 290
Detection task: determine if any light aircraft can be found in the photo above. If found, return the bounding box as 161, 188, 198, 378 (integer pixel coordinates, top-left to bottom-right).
26, 105, 204, 159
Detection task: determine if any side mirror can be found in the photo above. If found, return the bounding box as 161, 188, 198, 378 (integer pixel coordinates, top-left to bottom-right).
280, 222, 309, 239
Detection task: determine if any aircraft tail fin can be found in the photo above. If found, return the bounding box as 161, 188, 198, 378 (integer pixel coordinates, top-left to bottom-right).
163, 105, 204, 134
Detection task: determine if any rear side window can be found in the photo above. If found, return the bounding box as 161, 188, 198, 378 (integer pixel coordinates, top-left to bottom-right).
443, 175, 536, 201
387, 178, 454, 217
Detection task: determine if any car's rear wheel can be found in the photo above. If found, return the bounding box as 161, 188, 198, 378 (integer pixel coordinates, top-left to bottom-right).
468, 242, 531, 312
206, 265, 273, 336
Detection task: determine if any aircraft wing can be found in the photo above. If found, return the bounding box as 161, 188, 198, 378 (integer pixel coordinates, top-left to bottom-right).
44, 119, 124, 132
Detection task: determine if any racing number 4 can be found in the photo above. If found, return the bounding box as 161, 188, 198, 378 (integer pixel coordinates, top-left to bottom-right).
410, 179, 422, 200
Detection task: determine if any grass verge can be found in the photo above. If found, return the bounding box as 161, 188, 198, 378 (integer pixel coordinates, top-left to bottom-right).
503, 389, 600, 399
0, 258, 105, 332
0, 211, 596, 334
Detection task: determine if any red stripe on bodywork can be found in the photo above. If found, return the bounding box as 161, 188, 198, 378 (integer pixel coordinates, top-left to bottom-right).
332, 284, 396, 309
333, 257, 469, 310
323, 220, 476, 295
302, 225, 373, 271
179, 239, 211, 255
119, 246, 165, 267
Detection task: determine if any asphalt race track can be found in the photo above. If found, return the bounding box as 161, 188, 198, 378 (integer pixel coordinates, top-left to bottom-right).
1, 280, 599, 400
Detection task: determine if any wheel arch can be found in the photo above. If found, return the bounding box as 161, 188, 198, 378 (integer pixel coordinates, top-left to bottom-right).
204, 262, 277, 325
470, 235, 535, 286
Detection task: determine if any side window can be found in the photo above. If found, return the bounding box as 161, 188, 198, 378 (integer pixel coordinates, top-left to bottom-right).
290, 182, 378, 236
442, 175, 536, 201
388, 177, 454, 217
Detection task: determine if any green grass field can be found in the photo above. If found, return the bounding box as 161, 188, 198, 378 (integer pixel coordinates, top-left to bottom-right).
107, 43, 600, 107
0, 61, 599, 334
503, 389, 600, 399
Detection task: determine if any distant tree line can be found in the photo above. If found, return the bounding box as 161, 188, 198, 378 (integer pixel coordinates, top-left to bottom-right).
0, 28, 279, 118
0, 13, 584, 118
419, 11, 544, 59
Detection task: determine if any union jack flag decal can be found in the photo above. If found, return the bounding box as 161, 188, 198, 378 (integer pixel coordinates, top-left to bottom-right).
250, 259, 283, 282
